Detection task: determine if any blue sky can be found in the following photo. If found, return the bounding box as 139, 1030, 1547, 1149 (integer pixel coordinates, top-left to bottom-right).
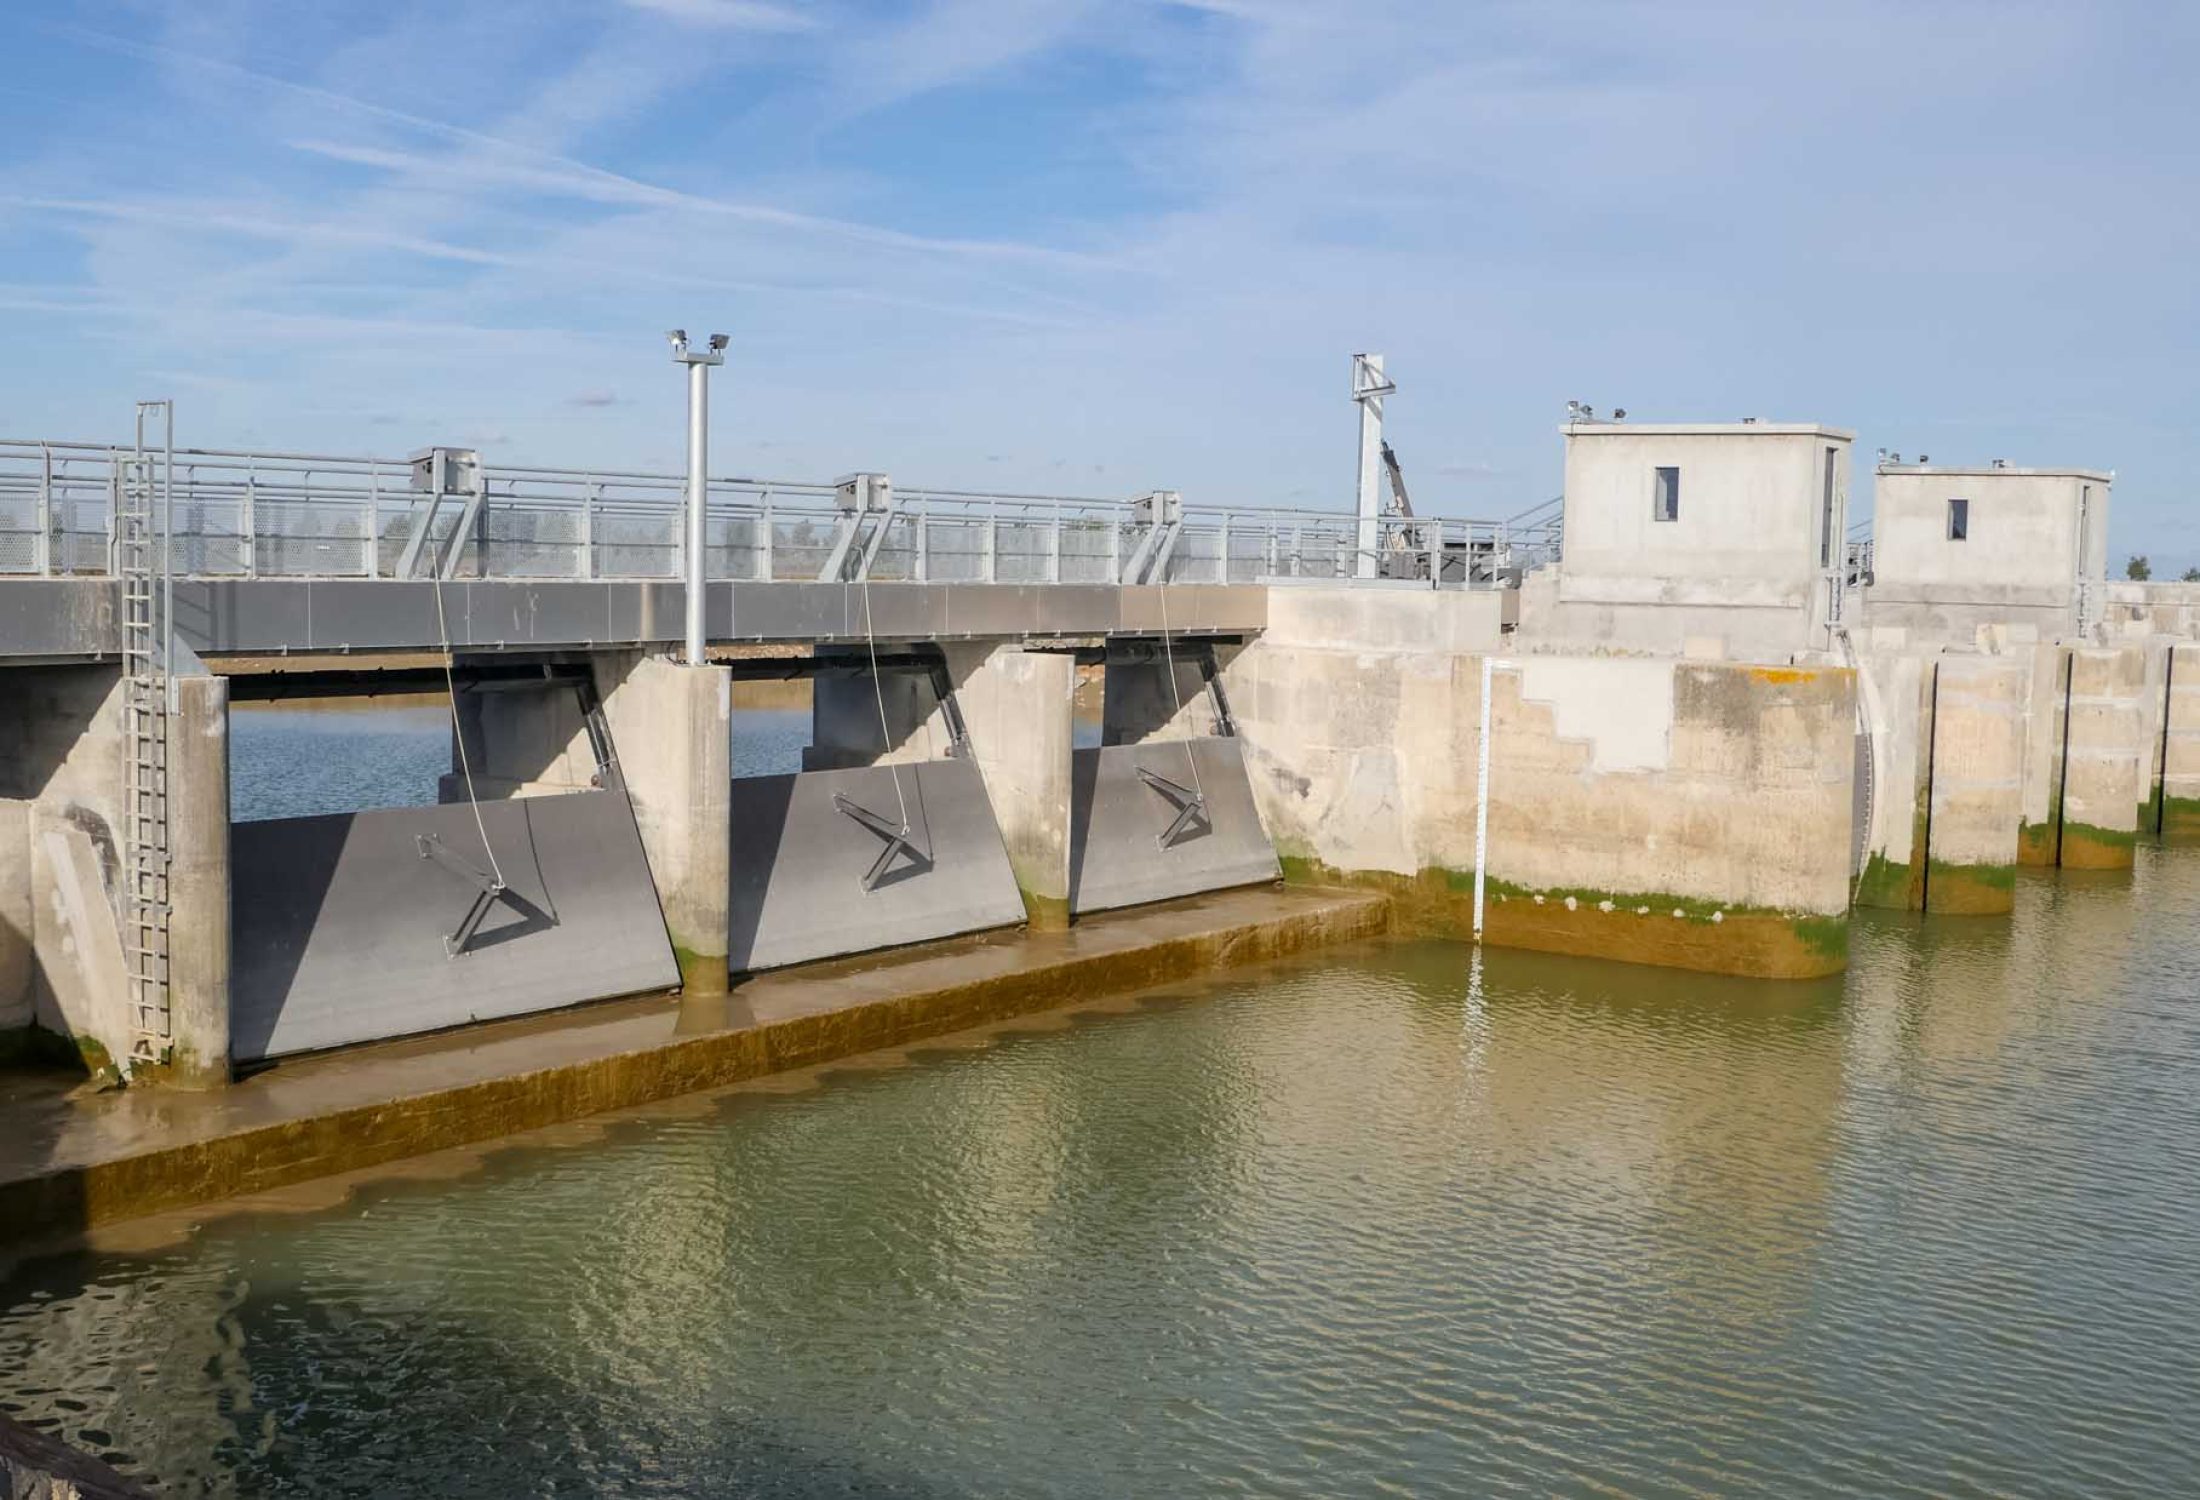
2, 0, 2195, 567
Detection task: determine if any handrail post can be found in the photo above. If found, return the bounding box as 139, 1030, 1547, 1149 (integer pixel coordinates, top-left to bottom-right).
364, 462, 381, 578
34, 444, 52, 576
581, 478, 597, 580
915, 500, 929, 582
759, 486, 774, 580
1049, 501, 1063, 583
1110, 515, 1122, 583
983, 497, 997, 582
243, 469, 259, 578
1219, 512, 1231, 584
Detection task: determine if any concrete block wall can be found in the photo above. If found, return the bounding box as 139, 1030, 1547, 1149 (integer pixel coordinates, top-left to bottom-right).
2157, 641, 2200, 841
2058, 645, 2146, 869
1918, 656, 2025, 913
2018, 643, 2069, 865
1222, 588, 1856, 978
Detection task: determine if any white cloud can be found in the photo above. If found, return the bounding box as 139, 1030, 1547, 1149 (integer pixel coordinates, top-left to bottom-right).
620, 0, 819, 30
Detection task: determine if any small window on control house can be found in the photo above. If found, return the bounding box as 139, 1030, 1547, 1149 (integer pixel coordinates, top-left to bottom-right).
1652, 466, 1680, 522
1947, 497, 1969, 541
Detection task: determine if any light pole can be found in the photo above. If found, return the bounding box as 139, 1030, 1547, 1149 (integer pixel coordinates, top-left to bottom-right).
668, 329, 728, 666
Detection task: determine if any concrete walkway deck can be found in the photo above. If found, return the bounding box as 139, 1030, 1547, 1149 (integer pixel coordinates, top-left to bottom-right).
0, 884, 1386, 1255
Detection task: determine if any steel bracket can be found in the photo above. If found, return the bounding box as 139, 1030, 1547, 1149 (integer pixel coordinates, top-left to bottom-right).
1136, 765, 1208, 849
417, 833, 509, 957
832, 792, 928, 891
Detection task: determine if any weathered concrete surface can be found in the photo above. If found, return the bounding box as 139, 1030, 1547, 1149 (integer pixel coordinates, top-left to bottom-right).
2017, 643, 2070, 866
0, 799, 29, 1037
2059, 645, 2146, 869
1853, 651, 1930, 911
1535, 423, 1852, 661
2136, 636, 2175, 834
2106, 580, 2200, 639
0, 1413, 154, 1499
440, 681, 598, 801
804, 664, 960, 770
1921, 655, 2025, 913
1223, 589, 1855, 977
2163, 641, 2200, 841
1866, 466, 2110, 643
593, 652, 731, 992
0, 885, 1386, 1250
949, 643, 1075, 926
163, 674, 230, 1085
0, 666, 130, 1077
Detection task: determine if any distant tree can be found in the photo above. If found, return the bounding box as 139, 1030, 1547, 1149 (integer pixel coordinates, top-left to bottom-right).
2184, 567, 2200, 582
2126, 555, 2152, 581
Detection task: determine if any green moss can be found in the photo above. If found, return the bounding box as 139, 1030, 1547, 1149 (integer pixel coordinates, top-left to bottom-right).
1019, 889, 1073, 932
1923, 859, 2017, 915
1277, 856, 1847, 979
1854, 851, 1923, 911
2163, 795, 2200, 843
671, 945, 730, 996
2017, 820, 2060, 867
2058, 820, 2137, 870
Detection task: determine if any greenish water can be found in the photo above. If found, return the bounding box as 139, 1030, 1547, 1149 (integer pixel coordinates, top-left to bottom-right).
5, 855, 2200, 1496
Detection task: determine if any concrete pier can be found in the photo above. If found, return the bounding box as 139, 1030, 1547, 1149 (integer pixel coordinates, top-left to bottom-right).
2059, 645, 2146, 869
440, 679, 600, 801
165, 672, 231, 1086
949, 644, 1076, 927
1922, 656, 2025, 913
2164, 642, 2200, 841
595, 653, 732, 993
805, 663, 958, 770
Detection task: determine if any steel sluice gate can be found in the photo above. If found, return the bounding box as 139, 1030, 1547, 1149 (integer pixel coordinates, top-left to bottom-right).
727, 758, 1028, 972
231, 788, 679, 1061
1067, 736, 1280, 915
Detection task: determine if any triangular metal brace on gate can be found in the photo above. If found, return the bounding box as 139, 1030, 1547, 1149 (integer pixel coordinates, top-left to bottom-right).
832, 792, 930, 892
417, 833, 510, 957
1137, 766, 1209, 849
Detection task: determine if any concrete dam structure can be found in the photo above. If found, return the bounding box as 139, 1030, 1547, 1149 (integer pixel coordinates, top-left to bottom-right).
3, 399, 2198, 1119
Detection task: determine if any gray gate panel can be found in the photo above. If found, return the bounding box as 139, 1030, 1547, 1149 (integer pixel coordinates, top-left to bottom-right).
232, 788, 679, 1061
729, 759, 1027, 972
1068, 738, 1280, 915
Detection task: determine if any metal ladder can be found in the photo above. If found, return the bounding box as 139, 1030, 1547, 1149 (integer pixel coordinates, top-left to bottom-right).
120, 402, 174, 1068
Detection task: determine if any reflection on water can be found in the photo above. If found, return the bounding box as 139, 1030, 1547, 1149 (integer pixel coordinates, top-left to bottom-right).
5, 855, 2199, 1495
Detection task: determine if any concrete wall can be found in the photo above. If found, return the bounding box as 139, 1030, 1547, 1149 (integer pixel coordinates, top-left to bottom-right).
2164, 641, 2200, 841
2107, 581, 2200, 639
1223, 587, 1856, 977
0, 664, 133, 1075
1548, 423, 1850, 659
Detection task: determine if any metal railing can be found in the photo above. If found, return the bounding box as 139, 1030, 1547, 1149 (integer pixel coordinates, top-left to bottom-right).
0, 438, 1529, 589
